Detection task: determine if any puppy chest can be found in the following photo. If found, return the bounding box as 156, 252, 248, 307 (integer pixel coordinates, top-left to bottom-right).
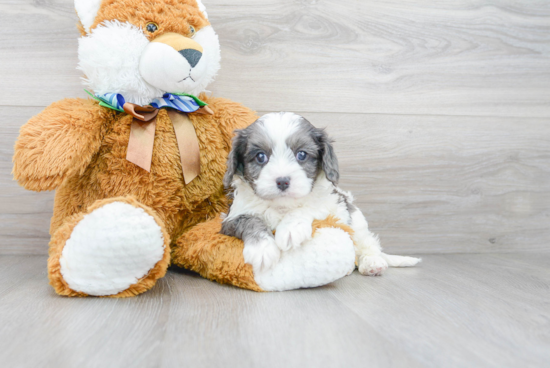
262, 206, 292, 229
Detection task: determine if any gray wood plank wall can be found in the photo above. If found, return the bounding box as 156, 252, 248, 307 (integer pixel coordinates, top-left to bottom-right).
1, 0, 549, 255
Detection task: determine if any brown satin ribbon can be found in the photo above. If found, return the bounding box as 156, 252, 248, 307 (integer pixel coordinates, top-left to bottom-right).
124, 102, 211, 184
125, 104, 158, 173
167, 111, 201, 184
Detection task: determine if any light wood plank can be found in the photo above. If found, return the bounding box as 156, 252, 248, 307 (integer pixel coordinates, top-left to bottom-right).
3, 107, 549, 254
0, 254, 548, 368
310, 112, 550, 254
0, 256, 171, 368
0, 256, 422, 368
329, 253, 550, 368
0, 0, 549, 117
0, 255, 46, 295
159, 269, 423, 368
0, 1, 86, 103
0, 107, 55, 254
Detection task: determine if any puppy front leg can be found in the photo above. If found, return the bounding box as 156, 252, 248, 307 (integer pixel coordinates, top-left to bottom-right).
221, 215, 280, 272
349, 207, 388, 276
275, 211, 314, 251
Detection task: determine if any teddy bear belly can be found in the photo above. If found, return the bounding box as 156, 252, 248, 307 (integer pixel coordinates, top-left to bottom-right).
50, 165, 226, 244
49, 113, 228, 242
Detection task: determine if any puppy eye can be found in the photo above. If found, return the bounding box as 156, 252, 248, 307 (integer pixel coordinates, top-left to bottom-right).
296, 151, 308, 161
256, 152, 268, 164
189, 25, 196, 37
146, 22, 159, 33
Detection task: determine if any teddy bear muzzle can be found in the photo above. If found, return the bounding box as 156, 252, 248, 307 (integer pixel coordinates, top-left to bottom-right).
139, 32, 207, 93
152, 32, 204, 63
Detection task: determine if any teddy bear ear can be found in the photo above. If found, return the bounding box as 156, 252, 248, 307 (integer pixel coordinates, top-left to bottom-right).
195, 0, 209, 19
75, 0, 103, 33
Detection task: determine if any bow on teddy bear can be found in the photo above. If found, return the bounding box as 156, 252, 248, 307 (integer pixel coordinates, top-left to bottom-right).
12, 0, 357, 297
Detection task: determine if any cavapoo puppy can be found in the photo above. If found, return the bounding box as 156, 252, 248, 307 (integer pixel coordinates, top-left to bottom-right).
221, 112, 420, 275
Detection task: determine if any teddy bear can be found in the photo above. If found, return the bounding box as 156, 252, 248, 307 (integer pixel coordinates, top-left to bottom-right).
12, 0, 357, 297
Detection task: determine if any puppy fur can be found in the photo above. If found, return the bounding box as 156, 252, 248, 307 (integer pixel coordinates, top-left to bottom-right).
221, 112, 421, 275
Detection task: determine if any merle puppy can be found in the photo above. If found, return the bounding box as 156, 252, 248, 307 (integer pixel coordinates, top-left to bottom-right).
221, 112, 420, 275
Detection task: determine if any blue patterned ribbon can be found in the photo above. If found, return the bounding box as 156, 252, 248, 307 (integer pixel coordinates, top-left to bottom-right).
150, 93, 201, 112
85, 90, 207, 113
84, 90, 208, 182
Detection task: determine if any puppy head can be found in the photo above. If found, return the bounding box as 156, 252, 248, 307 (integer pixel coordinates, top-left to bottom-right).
224, 112, 339, 200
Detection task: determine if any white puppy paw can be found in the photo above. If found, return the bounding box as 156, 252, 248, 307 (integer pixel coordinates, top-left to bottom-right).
358, 255, 389, 276
243, 235, 281, 272
275, 218, 313, 251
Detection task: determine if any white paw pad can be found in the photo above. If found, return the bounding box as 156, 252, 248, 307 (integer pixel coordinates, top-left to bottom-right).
59, 202, 165, 296
243, 235, 281, 272
359, 255, 389, 276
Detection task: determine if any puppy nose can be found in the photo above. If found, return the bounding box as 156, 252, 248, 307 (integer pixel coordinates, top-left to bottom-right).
178, 49, 202, 68
276, 177, 290, 191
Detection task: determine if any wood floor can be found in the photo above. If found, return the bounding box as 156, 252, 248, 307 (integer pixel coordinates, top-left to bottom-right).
0, 253, 548, 368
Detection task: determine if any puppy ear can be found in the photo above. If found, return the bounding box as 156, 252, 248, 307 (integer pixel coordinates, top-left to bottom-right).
75, 0, 103, 34
315, 128, 339, 185
223, 129, 248, 189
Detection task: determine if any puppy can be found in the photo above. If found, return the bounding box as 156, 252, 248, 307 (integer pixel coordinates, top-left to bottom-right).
221, 112, 421, 275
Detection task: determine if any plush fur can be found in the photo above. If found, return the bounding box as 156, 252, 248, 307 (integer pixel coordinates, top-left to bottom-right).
173, 215, 356, 292
48, 196, 172, 298
22, 94, 257, 296
60, 200, 166, 296
78, 0, 220, 105
13, 0, 257, 297
14, 0, 358, 296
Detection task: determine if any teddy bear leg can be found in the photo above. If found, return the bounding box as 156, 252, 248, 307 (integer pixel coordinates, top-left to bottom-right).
253, 226, 356, 292
172, 216, 356, 292
48, 197, 171, 297
172, 217, 263, 291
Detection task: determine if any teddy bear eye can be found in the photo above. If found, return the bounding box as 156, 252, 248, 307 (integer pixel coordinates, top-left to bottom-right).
146, 22, 159, 33
189, 25, 196, 37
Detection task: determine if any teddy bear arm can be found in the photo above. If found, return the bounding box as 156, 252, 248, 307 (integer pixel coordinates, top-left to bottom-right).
13, 98, 108, 191
206, 97, 259, 148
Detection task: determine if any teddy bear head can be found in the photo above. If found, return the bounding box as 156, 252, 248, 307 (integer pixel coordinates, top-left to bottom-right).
75, 0, 220, 106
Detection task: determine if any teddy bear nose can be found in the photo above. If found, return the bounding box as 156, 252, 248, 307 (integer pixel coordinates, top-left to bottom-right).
276, 177, 290, 191
178, 49, 202, 68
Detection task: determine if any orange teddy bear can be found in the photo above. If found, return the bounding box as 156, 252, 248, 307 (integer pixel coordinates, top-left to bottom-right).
13, 0, 357, 297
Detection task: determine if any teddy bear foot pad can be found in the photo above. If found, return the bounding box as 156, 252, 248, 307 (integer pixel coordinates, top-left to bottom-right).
48, 197, 171, 297
254, 227, 356, 291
